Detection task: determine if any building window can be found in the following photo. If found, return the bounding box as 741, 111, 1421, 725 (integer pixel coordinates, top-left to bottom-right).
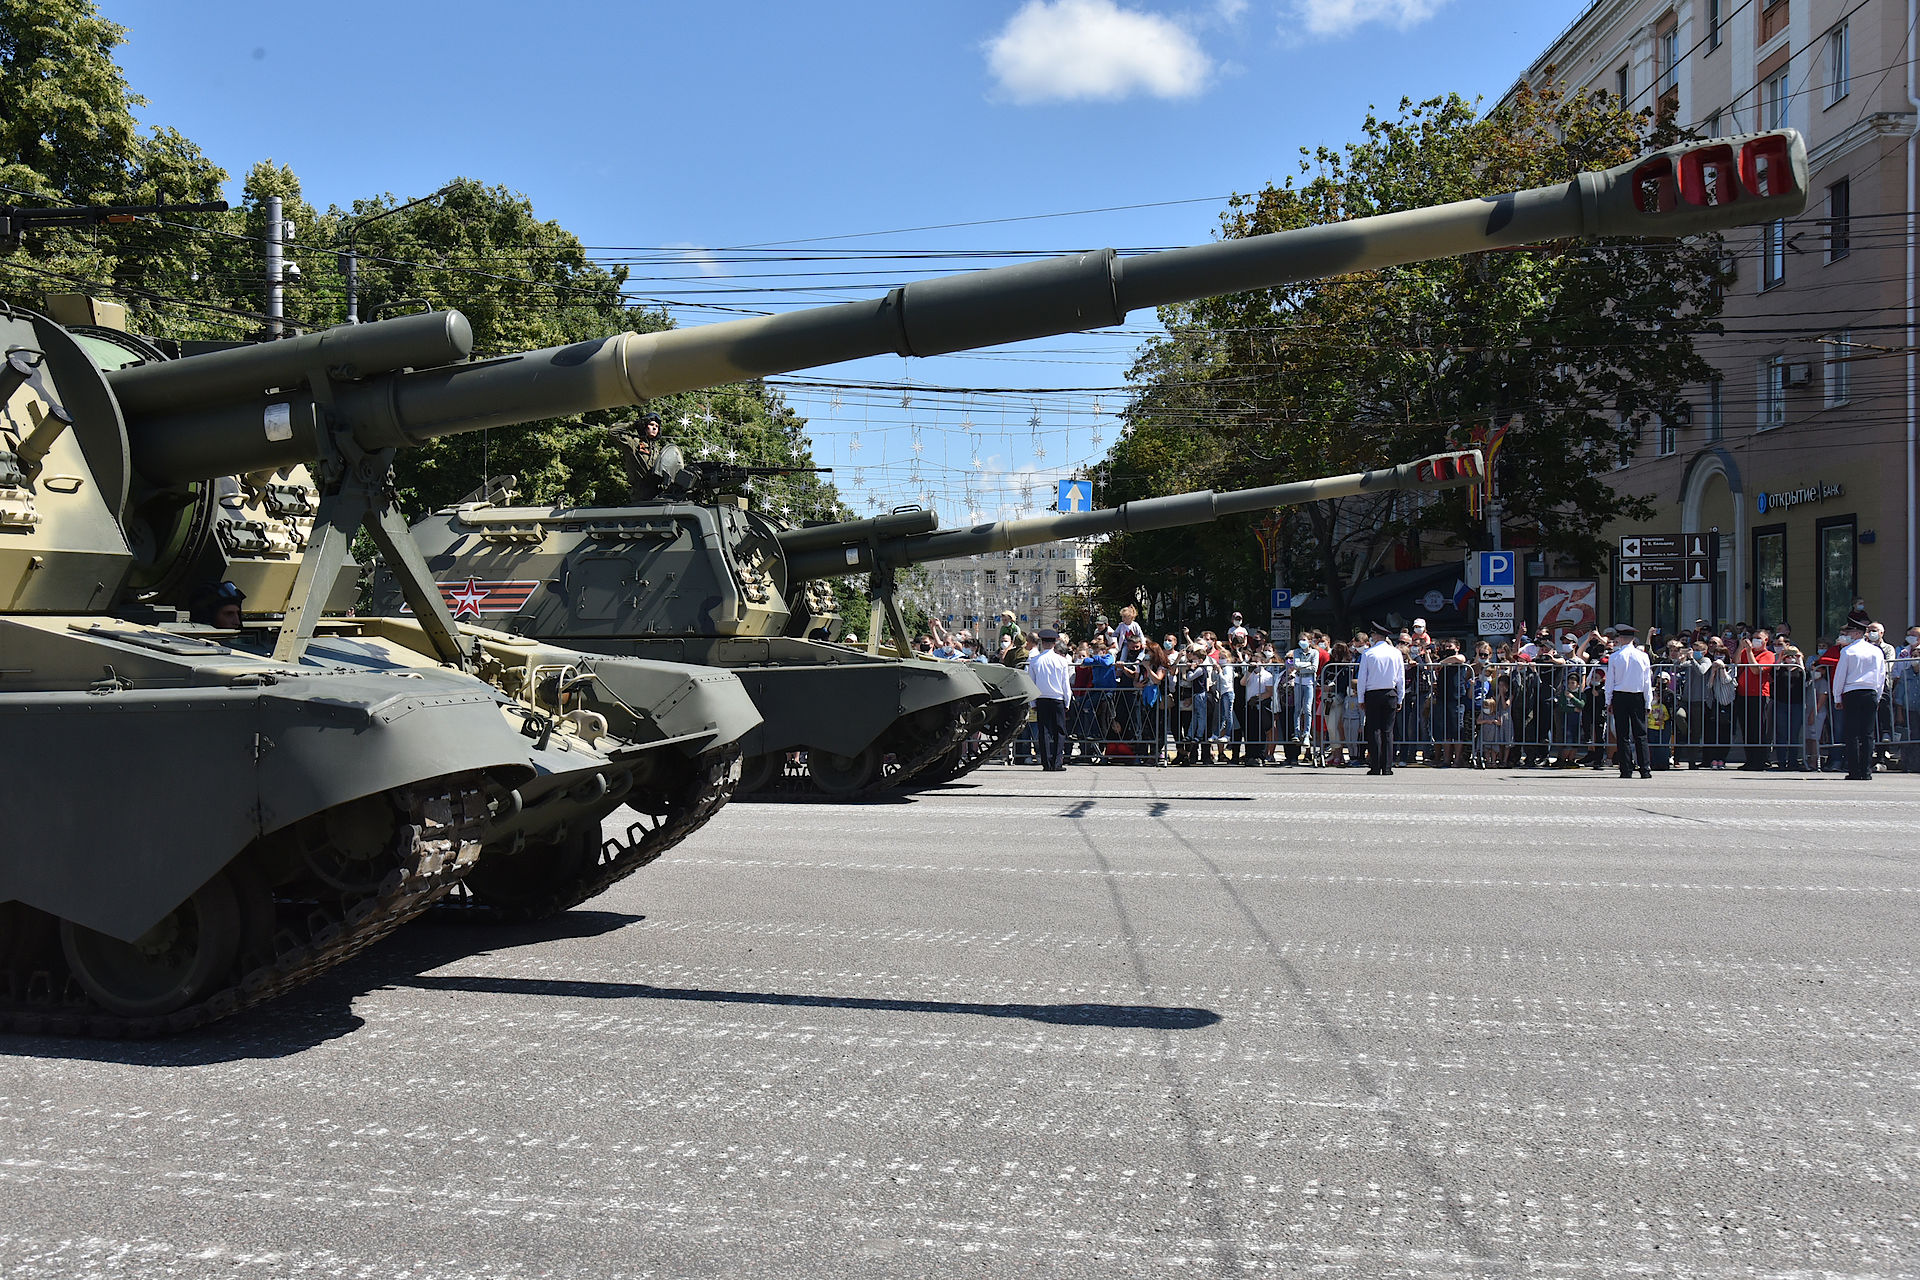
1827, 178, 1850, 261
1705, 109, 1722, 136
1658, 24, 1679, 95
1827, 23, 1850, 105
1653, 583, 1681, 637
985, 569, 997, 585
1614, 413, 1635, 469
1753, 526, 1786, 628
1760, 0, 1790, 44
1816, 517, 1856, 640
1763, 67, 1790, 130
1707, 0, 1722, 49
1826, 329, 1853, 407
1656, 413, 1677, 457
1758, 357, 1787, 429
1056, 569, 1068, 586
1616, 64, 1631, 102
1761, 219, 1786, 290
1707, 377, 1724, 440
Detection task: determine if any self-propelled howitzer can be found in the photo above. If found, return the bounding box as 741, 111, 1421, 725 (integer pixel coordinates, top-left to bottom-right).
378, 131, 1804, 794
0, 301, 759, 1038
374, 132, 1797, 790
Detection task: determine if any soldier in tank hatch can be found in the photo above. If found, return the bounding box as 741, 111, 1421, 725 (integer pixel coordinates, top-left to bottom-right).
610, 411, 688, 500
188, 580, 245, 629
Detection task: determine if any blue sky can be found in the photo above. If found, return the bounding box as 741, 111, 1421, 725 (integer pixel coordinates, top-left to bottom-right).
108, 0, 1591, 522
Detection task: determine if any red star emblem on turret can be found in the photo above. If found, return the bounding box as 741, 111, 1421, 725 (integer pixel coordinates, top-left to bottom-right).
445, 578, 488, 618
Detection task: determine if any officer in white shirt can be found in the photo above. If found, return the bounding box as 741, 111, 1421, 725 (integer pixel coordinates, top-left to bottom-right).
1027, 627, 1075, 771
1604, 624, 1654, 779
1356, 620, 1406, 776
1832, 607, 1889, 780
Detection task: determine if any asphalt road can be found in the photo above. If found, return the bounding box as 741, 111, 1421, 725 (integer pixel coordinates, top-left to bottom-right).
2, 764, 1915, 1278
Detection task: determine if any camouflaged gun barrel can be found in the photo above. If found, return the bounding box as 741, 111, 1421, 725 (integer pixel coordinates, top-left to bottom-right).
117, 131, 1805, 487
776, 506, 940, 556
781, 452, 1484, 581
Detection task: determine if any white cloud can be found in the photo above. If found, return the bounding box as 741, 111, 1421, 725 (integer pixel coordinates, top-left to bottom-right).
1287, 0, 1448, 38
984, 0, 1214, 105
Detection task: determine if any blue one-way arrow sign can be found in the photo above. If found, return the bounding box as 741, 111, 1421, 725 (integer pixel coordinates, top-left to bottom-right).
1057, 479, 1092, 513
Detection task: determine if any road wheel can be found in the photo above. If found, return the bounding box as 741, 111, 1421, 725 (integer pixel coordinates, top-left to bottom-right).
807, 746, 878, 796
60, 871, 243, 1017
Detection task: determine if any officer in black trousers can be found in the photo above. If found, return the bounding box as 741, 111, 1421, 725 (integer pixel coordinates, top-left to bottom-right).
1356, 620, 1404, 776
1604, 624, 1653, 779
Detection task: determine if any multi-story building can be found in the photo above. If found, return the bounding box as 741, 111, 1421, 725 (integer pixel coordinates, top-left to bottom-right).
910, 542, 1094, 636
1510, 0, 1917, 640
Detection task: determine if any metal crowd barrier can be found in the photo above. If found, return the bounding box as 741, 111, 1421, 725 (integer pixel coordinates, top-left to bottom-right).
980, 654, 1920, 771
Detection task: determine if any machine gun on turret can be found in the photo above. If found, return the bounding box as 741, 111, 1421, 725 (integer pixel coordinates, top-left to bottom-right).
680, 460, 833, 499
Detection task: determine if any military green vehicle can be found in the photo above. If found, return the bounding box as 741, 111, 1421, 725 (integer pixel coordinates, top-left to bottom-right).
0, 300, 760, 1036
375, 129, 1809, 795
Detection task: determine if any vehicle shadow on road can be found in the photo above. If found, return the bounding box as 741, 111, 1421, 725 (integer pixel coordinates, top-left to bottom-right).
0, 908, 643, 1067
402, 971, 1223, 1030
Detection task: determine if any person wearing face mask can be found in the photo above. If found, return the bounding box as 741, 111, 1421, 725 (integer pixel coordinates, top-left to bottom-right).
1674, 637, 1714, 768
1866, 623, 1900, 771
1242, 647, 1278, 765
1896, 625, 1920, 771
1285, 635, 1320, 762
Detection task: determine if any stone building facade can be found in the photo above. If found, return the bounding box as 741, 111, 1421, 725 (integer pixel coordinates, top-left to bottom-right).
1510, 0, 1918, 639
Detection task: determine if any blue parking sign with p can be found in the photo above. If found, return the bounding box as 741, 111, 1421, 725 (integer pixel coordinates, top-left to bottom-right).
1270, 587, 1292, 612
1057, 480, 1092, 512
1478, 551, 1515, 589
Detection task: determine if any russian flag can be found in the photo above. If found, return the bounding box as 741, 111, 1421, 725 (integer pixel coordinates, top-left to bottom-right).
1452, 579, 1473, 611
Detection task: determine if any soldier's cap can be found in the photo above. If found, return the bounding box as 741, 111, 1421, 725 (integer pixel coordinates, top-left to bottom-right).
638, 411, 662, 426
1845, 606, 1873, 630
1614, 623, 1637, 637
1038, 627, 1060, 642
1368, 619, 1392, 636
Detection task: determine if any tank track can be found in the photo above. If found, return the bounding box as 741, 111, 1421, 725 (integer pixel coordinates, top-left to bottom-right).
0, 777, 492, 1039
440, 745, 742, 923
740, 701, 972, 802
908, 699, 1029, 788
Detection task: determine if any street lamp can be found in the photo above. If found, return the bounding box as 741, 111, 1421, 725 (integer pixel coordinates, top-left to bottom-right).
338, 183, 457, 323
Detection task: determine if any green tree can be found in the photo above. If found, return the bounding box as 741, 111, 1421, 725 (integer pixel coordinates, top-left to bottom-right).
1096, 87, 1722, 635
0, 0, 230, 333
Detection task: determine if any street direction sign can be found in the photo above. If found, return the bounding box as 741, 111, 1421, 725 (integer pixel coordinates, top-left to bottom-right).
1619, 534, 1682, 559
1478, 601, 1516, 635
1057, 479, 1092, 512
1685, 556, 1712, 583
1684, 532, 1711, 559
1618, 558, 1683, 584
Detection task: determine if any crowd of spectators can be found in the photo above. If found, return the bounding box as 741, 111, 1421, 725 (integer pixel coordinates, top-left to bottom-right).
908, 608, 1920, 773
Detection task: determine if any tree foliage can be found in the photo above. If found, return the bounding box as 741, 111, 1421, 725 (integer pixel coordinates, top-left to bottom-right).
1095, 88, 1723, 635
0, 0, 843, 528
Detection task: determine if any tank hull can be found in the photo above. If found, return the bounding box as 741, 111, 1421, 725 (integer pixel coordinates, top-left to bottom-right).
552, 635, 992, 800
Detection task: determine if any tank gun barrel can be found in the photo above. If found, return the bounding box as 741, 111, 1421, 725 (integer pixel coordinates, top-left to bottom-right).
776, 506, 941, 556
114, 132, 1803, 487
781, 452, 1482, 581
